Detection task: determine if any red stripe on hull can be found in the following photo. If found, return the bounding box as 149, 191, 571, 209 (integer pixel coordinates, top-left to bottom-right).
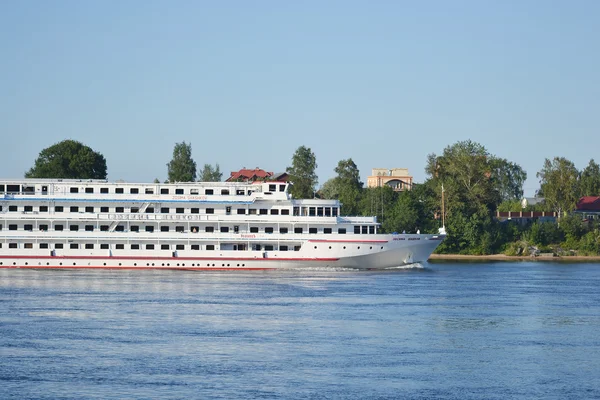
0, 265, 274, 270
0, 255, 339, 262
308, 239, 388, 243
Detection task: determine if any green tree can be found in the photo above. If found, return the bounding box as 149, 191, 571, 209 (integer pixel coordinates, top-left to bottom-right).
25, 140, 107, 179
199, 163, 222, 182
536, 157, 579, 218
167, 142, 197, 182
319, 177, 340, 199
286, 146, 318, 199
490, 158, 527, 201
578, 159, 600, 197
332, 158, 363, 215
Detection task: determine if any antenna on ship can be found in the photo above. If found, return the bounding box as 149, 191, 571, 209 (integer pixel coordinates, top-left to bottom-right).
440, 184, 446, 235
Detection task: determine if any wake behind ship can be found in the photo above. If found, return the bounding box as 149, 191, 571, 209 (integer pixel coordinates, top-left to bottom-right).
0, 179, 445, 270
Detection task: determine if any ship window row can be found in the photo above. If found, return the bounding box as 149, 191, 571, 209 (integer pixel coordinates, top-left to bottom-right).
2, 224, 355, 234
3, 243, 303, 251
5, 205, 299, 216
1, 184, 286, 196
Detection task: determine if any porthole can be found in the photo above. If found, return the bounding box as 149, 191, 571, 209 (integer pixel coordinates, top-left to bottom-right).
358, 246, 361, 249
227, 264, 230, 267
192, 263, 195, 267
73, 263, 76, 266
177, 263, 180, 266
25, 262, 28, 266
329, 246, 332, 249
0, 262, 2, 265
343, 246, 346, 249
152, 263, 155, 266
167, 263, 170, 266
103, 263, 106, 266
162, 263, 165, 266
237, 264, 240, 267
59, 263, 62, 266
119, 263, 122, 266
370, 246, 372, 250
13, 262, 16, 266
182, 264, 185, 267
242, 264, 245, 267
134, 263, 137, 266
222, 264, 225, 267
314, 246, 317, 249
146, 263, 149, 266
212, 264, 215, 267
207, 263, 210, 266
46, 263, 49, 266
381, 246, 384, 250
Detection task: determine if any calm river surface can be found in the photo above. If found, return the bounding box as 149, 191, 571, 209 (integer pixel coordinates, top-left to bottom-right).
1, 262, 600, 399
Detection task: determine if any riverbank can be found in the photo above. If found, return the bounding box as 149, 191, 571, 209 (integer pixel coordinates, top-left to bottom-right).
429, 254, 600, 262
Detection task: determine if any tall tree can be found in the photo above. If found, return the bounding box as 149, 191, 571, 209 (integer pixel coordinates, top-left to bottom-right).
489, 158, 527, 201
167, 142, 197, 182
536, 157, 579, 218
579, 159, 600, 197
332, 158, 363, 215
25, 140, 107, 179
286, 146, 318, 199
334, 158, 363, 189
199, 163, 222, 182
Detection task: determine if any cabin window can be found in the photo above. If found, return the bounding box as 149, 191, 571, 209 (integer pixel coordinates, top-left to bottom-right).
250, 227, 259, 233
24, 205, 33, 212
191, 208, 199, 214
176, 226, 184, 233
205, 226, 214, 233
100, 225, 109, 231
161, 207, 169, 213
85, 225, 94, 232
130, 188, 139, 194
101, 244, 109, 249
362, 226, 368, 234
279, 185, 285, 192
237, 209, 246, 215
324, 228, 332, 234
206, 208, 214, 214
317, 207, 324, 216
269, 184, 276, 192
176, 207, 184, 214
9, 205, 17, 212
145, 226, 154, 232
131, 244, 140, 250
176, 244, 184, 250
8, 224, 17, 231
226, 206, 231, 214
176, 189, 184, 195
101, 207, 109, 213
40, 243, 49, 249
131, 225, 139, 232
85, 206, 94, 213
161, 226, 169, 232
259, 209, 268, 215
294, 227, 303, 234
115, 188, 124, 194
101, 188, 109, 194
40, 206, 48, 212
24, 224, 33, 231
115, 207, 124, 213
265, 245, 274, 251
146, 244, 155, 250
70, 243, 79, 249
161, 188, 169, 194
354, 226, 361, 234
9, 243, 18, 249
70, 187, 79, 193
332, 208, 338, 217
55, 206, 64, 212
338, 228, 346, 234
161, 244, 170, 250
236, 190, 244, 195
145, 188, 154, 194
205, 189, 213, 195
206, 245, 215, 250
131, 207, 139, 213
70, 206, 79, 213
191, 244, 200, 250
265, 227, 274, 234
85, 244, 94, 249
55, 243, 64, 249
55, 225, 64, 231
115, 225, 124, 232
325, 208, 331, 217
146, 207, 154, 213
309, 207, 316, 216
115, 244, 124, 250
190, 189, 199, 195
270, 209, 279, 215
294, 245, 301, 251
0, 184, 4, 192
279, 227, 288, 234
249, 209, 257, 215
6, 185, 19, 193
309, 228, 318, 234
280, 245, 288, 251
85, 188, 94, 194
220, 227, 229, 233
221, 189, 230, 195
40, 224, 48, 231
369, 226, 375, 234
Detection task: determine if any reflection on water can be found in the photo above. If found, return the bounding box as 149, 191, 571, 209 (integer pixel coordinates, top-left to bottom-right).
1, 263, 600, 399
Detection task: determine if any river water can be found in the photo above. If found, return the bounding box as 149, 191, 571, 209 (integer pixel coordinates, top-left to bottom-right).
1, 262, 599, 399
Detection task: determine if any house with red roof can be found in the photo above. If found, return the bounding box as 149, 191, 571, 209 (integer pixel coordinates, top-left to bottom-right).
574, 196, 600, 220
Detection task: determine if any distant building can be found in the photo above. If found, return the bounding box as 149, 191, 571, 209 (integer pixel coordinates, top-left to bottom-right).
574, 196, 600, 220
521, 197, 545, 209
367, 168, 413, 191
226, 168, 289, 182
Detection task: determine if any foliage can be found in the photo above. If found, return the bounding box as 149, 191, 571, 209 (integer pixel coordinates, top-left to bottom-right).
25, 140, 107, 179
199, 163, 222, 182
286, 146, 318, 199
490, 158, 527, 201
536, 157, 579, 218
497, 200, 522, 212
167, 142, 197, 182
578, 159, 600, 197
319, 178, 340, 200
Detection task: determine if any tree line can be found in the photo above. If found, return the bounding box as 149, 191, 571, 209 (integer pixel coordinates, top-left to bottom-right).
25, 139, 600, 255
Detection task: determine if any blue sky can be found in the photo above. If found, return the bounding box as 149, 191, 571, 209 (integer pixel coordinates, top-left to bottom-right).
1, 1, 598, 196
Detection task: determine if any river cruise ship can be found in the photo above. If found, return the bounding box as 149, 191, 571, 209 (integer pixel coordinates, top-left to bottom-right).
0, 179, 445, 270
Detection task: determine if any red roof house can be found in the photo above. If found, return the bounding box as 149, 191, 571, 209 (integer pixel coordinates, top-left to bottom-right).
576, 196, 600, 211
226, 168, 274, 182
